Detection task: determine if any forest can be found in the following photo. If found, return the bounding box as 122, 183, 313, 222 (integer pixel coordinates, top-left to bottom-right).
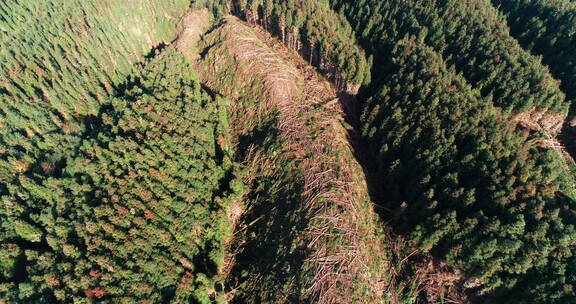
1, 0, 576, 303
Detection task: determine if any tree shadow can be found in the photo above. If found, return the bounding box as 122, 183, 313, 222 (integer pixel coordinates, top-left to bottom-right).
559, 122, 576, 164
225, 119, 310, 303
337, 90, 394, 215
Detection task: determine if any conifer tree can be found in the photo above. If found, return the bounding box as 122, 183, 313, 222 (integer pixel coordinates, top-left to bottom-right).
361, 38, 576, 292
0, 50, 243, 303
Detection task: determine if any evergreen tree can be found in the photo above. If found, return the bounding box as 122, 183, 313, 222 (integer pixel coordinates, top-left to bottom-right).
0, 50, 243, 302
332, 0, 569, 117
361, 38, 576, 293
492, 0, 576, 114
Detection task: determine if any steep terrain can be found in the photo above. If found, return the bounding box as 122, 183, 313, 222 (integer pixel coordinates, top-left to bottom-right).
0, 27, 242, 304
0, 1, 196, 301
331, 0, 570, 134
489, 0, 576, 176
191, 15, 388, 303
361, 37, 576, 295
2, 1, 576, 303
229, 0, 372, 92
491, 0, 576, 112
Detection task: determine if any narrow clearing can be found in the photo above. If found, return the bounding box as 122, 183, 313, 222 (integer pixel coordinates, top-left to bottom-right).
192, 15, 388, 303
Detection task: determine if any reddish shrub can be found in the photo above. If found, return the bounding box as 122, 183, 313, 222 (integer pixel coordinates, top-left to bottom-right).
89, 269, 101, 278
117, 206, 129, 215
144, 209, 155, 220
86, 287, 107, 299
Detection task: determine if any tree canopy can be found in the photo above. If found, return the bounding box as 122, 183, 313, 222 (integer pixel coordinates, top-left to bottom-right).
361, 37, 576, 298
0, 49, 243, 303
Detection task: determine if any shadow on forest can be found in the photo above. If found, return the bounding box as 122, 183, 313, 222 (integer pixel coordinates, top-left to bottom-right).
337, 90, 395, 217
337, 90, 449, 303
225, 120, 310, 303
559, 122, 576, 164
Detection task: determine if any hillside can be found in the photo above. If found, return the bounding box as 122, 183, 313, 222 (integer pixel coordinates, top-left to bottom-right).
193, 15, 387, 302
2, 1, 576, 303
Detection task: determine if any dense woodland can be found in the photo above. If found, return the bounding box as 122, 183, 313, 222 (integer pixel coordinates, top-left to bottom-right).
0, 5, 190, 294
229, 0, 372, 89
1, 49, 242, 302
492, 0, 576, 114
361, 38, 576, 300
0, 0, 188, 198
2, 0, 576, 303
331, 0, 570, 132
0, 1, 240, 302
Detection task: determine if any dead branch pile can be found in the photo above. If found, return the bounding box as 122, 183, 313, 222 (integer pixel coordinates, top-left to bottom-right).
197, 16, 388, 303
174, 8, 213, 60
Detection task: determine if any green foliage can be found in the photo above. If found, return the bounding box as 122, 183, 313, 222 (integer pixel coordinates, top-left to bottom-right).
501, 255, 576, 303
492, 0, 576, 113
0, 50, 242, 302
0, 3, 192, 301
13, 220, 43, 243
0, 244, 21, 280
0, 0, 188, 117
360, 38, 576, 294
0, 0, 188, 205
196, 0, 230, 17
331, 0, 569, 115
233, 0, 371, 86
2, 1, 576, 303
333, 0, 576, 300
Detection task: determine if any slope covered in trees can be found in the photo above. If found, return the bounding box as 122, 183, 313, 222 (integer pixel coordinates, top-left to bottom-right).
327, 1, 576, 297
0, 0, 187, 117
0, 0, 189, 261
492, 0, 576, 113
0, 0, 187, 177
0, 49, 242, 302
331, 0, 569, 132
230, 0, 372, 90
360, 38, 576, 298
2, 1, 576, 303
